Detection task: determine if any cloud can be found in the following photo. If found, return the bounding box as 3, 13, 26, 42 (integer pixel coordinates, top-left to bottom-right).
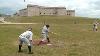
0, 0, 100, 18
65, 0, 100, 18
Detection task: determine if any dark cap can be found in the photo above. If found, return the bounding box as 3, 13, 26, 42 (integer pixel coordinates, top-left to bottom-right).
46, 24, 50, 27
27, 27, 32, 31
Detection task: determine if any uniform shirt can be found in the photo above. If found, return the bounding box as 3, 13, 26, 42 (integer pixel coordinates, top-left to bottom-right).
93, 23, 98, 28
19, 31, 33, 40
42, 26, 49, 35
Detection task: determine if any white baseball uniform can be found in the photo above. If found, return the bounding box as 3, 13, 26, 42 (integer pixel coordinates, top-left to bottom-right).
41, 26, 49, 41
19, 30, 33, 46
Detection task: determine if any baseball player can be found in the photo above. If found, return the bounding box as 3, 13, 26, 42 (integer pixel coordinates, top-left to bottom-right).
93, 21, 99, 31
38, 25, 50, 45
18, 28, 33, 54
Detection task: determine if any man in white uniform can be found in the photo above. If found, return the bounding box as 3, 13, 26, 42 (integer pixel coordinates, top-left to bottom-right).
18, 28, 33, 54
38, 25, 50, 45
93, 22, 99, 31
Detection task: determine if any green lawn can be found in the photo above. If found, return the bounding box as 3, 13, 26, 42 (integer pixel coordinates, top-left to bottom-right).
5, 16, 97, 24
0, 16, 100, 56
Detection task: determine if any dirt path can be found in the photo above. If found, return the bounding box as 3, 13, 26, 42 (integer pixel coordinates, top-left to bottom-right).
0, 17, 38, 24
0, 23, 38, 24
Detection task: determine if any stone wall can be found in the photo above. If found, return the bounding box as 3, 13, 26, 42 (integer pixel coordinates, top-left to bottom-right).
17, 4, 75, 16
27, 5, 40, 16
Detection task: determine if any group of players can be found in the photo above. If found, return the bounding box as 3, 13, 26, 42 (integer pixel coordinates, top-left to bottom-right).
18, 24, 50, 54
18, 20, 99, 54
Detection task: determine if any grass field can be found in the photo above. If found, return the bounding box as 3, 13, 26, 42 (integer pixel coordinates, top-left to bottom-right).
0, 21, 3, 23
0, 16, 100, 56
5, 16, 98, 24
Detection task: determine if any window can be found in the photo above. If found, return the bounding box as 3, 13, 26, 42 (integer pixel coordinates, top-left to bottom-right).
67, 14, 70, 15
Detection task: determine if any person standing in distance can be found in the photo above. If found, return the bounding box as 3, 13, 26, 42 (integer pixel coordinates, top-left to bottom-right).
18, 28, 33, 54
93, 21, 99, 32
38, 25, 50, 45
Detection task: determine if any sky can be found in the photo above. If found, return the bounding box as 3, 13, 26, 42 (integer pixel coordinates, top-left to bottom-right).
0, 0, 100, 18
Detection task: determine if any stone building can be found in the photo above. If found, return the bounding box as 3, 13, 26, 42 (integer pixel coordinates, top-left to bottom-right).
16, 4, 75, 16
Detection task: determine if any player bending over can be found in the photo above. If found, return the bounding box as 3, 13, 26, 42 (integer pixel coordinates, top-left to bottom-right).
18, 28, 33, 54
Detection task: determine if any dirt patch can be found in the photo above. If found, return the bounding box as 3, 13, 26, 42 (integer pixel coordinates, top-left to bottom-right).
0, 23, 38, 24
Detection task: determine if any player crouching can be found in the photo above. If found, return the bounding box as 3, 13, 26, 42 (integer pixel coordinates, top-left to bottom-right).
18, 28, 33, 54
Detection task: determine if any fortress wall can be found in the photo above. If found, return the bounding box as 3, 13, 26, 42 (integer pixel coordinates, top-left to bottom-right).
56, 8, 66, 15
17, 4, 75, 16
40, 7, 57, 15
27, 5, 40, 16
66, 10, 75, 16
